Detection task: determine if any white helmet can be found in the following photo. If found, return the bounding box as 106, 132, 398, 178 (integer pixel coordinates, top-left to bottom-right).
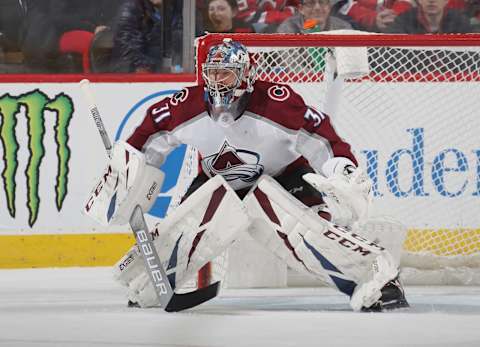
202, 38, 256, 112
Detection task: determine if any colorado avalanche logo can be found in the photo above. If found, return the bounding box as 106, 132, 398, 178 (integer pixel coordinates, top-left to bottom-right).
201, 141, 264, 183
170, 88, 188, 106
267, 85, 290, 101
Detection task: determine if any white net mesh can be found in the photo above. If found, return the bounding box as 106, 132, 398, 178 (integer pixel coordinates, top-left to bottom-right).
194, 32, 480, 285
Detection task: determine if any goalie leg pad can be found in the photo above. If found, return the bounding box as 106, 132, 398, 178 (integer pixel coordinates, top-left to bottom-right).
117, 175, 250, 307
113, 244, 144, 287
354, 217, 407, 268
244, 175, 398, 311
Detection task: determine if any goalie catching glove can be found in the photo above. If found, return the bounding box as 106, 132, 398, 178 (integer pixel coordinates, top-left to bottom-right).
303, 157, 372, 227
84, 141, 164, 225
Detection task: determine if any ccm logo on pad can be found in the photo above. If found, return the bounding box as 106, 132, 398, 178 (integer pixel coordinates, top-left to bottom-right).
146, 182, 158, 200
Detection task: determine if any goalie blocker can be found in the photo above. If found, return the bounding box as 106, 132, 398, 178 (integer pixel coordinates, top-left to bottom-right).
84, 141, 164, 226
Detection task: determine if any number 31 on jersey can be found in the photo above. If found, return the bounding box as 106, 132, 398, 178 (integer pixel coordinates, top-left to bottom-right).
304, 107, 326, 127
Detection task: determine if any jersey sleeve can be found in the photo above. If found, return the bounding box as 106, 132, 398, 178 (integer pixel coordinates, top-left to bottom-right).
127, 87, 206, 167
250, 81, 357, 174
126, 95, 182, 167
295, 106, 358, 174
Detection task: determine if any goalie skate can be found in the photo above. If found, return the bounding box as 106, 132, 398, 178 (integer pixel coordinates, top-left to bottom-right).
361, 276, 409, 312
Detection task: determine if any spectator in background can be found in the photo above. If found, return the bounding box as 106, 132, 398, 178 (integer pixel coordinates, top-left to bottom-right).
0, 1, 27, 58
334, 0, 413, 32
50, 0, 112, 37
88, 1, 124, 73
277, 0, 352, 33
204, 0, 255, 32
149, 0, 199, 72
19, 0, 56, 71
385, 0, 473, 33
235, 0, 300, 32
466, 0, 480, 31
111, 0, 172, 73
54, 0, 117, 72
20, 0, 115, 72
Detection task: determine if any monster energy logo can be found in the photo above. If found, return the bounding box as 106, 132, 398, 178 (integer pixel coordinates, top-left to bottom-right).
0, 89, 73, 227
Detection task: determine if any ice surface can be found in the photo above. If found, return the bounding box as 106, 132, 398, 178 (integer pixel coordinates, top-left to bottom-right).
1, 267, 480, 347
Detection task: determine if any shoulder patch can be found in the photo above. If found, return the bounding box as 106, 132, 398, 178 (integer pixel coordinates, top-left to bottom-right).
267, 85, 291, 102
170, 88, 189, 106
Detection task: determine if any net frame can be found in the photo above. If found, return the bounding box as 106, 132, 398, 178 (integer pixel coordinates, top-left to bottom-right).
197, 33, 480, 81
194, 32, 480, 286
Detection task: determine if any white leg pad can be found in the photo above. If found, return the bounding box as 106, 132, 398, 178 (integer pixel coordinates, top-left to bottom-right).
354, 217, 407, 268
244, 175, 398, 311
113, 245, 143, 287
114, 175, 250, 307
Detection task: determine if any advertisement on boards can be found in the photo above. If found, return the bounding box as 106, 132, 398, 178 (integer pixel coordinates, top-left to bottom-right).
0, 82, 192, 234
0, 81, 479, 236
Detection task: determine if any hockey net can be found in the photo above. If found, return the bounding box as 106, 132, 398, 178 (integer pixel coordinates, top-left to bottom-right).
187, 32, 480, 287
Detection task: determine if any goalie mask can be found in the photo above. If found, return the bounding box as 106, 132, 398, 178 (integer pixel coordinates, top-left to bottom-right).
202, 38, 256, 126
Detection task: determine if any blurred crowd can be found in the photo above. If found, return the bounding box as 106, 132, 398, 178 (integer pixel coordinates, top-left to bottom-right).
0, 0, 479, 74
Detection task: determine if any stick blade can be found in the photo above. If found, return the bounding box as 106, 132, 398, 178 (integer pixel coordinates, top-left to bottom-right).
130, 206, 220, 312
165, 281, 221, 312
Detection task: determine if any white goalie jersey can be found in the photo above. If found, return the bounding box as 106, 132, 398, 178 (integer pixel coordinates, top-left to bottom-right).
126, 80, 358, 190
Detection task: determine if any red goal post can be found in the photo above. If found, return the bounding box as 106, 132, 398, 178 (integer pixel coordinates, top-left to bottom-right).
197, 33, 480, 82
190, 32, 480, 287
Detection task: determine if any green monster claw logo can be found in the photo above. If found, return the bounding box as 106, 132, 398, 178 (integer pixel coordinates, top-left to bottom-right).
0, 89, 73, 227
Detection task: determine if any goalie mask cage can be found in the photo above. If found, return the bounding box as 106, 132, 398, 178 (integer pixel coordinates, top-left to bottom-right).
182, 32, 480, 289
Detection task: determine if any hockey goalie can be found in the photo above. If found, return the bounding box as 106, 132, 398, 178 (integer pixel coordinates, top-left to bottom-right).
84, 38, 409, 312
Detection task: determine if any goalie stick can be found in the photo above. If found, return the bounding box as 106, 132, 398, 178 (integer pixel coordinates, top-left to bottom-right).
79, 79, 220, 312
